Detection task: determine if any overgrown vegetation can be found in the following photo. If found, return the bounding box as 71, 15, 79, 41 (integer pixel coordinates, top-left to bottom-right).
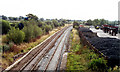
88, 58, 108, 71
7, 27, 25, 44
1, 14, 70, 45
66, 29, 109, 72
73, 21, 79, 29
0, 14, 72, 70
1, 20, 10, 34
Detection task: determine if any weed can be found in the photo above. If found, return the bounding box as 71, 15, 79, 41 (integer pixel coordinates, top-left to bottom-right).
67, 53, 82, 70
27, 47, 32, 50
87, 52, 98, 60
88, 58, 108, 72
2, 35, 9, 43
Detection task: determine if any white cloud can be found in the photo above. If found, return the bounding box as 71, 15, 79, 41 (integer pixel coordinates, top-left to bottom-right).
0, 0, 119, 20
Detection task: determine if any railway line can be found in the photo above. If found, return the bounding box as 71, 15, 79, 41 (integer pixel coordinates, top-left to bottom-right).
5, 25, 72, 71
5, 25, 119, 71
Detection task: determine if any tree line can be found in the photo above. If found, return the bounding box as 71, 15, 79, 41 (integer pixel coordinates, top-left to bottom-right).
73, 19, 118, 29
1, 14, 71, 45
85, 19, 118, 26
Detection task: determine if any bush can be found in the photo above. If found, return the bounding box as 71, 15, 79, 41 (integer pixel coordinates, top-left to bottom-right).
22, 24, 43, 42
2, 35, 9, 43
7, 27, 25, 44
1, 20, 10, 34
88, 53, 98, 60
45, 25, 52, 33
38, 21, 44, 27
22, 25, 33, 42
33, 25, 43, 38
52, 20, 59, 27
3, 44, 10, 52
88, 58, 107, 72
73, 21, 79, 29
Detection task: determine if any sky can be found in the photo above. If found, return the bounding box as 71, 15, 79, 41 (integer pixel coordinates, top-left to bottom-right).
0, 0, 120, 20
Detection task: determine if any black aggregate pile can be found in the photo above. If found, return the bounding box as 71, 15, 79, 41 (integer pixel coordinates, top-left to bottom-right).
79, 27, 92, 32
88, 37, 120, 56
88, 37, 120, 67
79, 27, 120, 67
79, 28, 98, 39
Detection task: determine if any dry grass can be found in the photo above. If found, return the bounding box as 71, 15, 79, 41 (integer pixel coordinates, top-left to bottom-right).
72, 29, 80, 41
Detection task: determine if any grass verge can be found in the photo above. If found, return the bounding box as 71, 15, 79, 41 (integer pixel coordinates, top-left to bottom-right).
66, 28, 108, 72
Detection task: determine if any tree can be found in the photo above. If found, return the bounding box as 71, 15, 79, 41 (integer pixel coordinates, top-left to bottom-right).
61, 19, 66, 26
73, 21, 79, 28
7, 27, 25, 44
86, 19, 93, 25
93, 19, 100, 26
100, 19, 107, 25
52, 19, 59, 27
2, 15, 7, 20
19, 16, 24, 20
22, 24, 34, 42
8, 17, 14, 21
26, 14, 38, 21
38, 20, 44, 27
33, 25, 43, 38
40, 18, 44, 21
45, 20, 52, 25
2, 20, 10, 34
13, 17, 18, 21
45, 25, 52, 33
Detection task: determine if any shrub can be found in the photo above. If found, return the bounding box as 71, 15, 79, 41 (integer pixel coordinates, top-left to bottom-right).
1, 20, 10, 34
2, 35, 9, 43
7, 27, 25, 44
88, 58, 107, 72
22, 24, 43, 42
33, 25, 43, 38
50, 23, 54, 29
73, 21, 79, 29
22, 25, 33, 42
3, 44, 10, 52
45, 25, 52, 33
88, 53, 98, 60
52, 20, 59, 27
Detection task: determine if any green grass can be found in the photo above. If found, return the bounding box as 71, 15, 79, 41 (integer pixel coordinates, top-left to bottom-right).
66, 29, 100, 71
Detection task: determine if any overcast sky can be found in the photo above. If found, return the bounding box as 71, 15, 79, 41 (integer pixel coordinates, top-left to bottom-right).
0, 0, 119, 20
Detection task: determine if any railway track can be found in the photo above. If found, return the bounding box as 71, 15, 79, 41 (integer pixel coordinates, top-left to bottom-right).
5, 25, 72, 71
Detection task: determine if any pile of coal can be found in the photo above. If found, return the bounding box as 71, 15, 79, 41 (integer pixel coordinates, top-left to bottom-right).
79, 27, 92, 32
79, 27, 120, 67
